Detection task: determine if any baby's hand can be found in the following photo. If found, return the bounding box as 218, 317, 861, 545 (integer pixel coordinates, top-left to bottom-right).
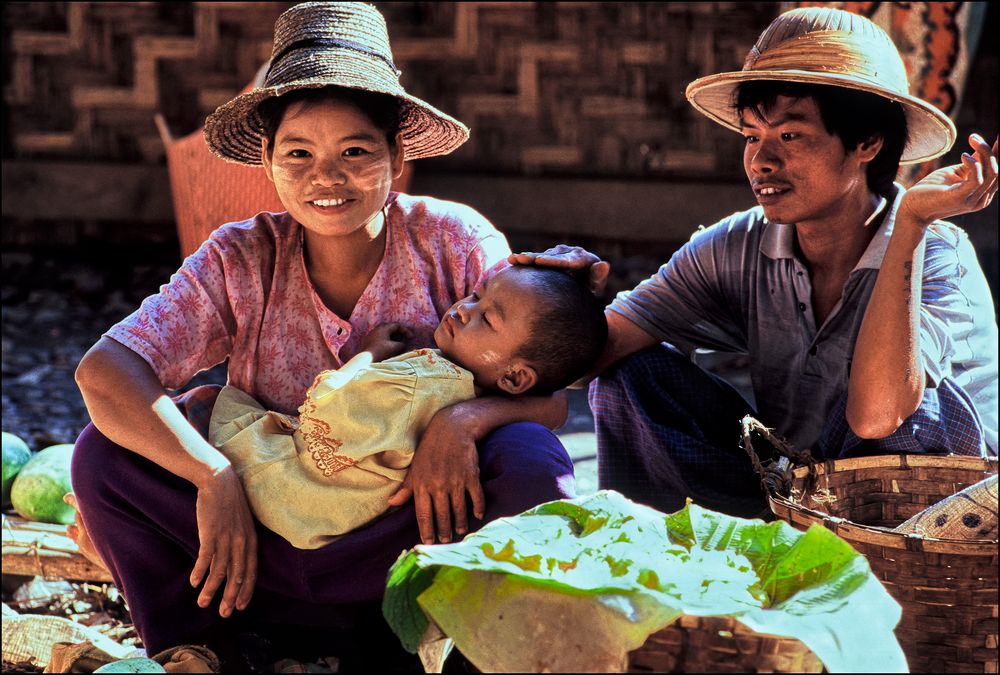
361, 322, 412, 361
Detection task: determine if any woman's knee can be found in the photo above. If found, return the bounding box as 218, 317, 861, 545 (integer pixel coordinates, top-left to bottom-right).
479, 422, 575, 502
70, 422, 128, 503
71, 422, 192, 509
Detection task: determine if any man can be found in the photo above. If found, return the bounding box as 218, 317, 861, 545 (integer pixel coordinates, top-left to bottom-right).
512, 6, 998, 517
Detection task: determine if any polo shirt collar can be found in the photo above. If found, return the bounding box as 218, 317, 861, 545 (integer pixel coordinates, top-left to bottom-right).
759, 183, 903, 271
854, 184, 902, 271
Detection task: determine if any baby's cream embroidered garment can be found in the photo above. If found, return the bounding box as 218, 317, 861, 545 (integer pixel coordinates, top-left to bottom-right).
209, 348, 475, 549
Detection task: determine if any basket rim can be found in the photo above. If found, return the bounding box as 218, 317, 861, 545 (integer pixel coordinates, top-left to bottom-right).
770, 454, 999, 550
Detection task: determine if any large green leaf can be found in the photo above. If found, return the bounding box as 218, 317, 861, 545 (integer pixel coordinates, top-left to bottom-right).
382, 549, 436, 652
383, 491, 906, 672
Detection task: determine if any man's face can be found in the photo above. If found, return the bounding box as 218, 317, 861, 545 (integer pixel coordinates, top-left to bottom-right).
261, 98, 403, 239
434, 267, 540, 391
740, 95, 870, 227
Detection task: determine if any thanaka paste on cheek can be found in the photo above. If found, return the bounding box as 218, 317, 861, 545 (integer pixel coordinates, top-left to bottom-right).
479, 350, 502, 366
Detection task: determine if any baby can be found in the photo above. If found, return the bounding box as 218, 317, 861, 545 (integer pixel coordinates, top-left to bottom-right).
209, 265, 608, 548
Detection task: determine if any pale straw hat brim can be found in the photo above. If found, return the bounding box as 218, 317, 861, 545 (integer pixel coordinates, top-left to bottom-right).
684, 7, 957, 165
686, 70, 956, 165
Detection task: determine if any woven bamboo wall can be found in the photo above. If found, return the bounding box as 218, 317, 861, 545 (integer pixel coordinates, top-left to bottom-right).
4, 2, 292, 163
2, 0, 995, 292
3, 1, 777, 178
381, 1, 778, 178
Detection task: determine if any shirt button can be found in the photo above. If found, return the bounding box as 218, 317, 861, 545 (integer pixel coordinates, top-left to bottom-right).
798, 302, 807, 311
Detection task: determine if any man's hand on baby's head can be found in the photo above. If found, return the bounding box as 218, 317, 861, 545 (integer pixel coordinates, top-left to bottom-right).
508, 245, 611, 296
361, 322, 413, 361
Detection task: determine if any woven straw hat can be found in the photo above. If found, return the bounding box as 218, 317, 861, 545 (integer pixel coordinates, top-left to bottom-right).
685, 6, 956, 164
204, 2, 469, 165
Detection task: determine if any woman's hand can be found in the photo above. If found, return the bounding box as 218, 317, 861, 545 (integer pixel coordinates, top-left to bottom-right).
387, 402, 485, 544
360, 322, 413, 362
508, 245, 611, 296
75, 338, 258, 617
189, 465, 258, 618
899, 133, 998, 226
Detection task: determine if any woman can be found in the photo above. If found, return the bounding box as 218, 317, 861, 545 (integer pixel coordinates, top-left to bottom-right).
70, 2, 572, 666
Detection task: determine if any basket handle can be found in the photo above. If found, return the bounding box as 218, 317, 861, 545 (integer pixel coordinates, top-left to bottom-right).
740, 415, 817, 497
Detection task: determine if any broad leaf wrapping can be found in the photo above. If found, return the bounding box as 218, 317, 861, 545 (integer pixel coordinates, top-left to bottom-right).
383, 491, 906, 672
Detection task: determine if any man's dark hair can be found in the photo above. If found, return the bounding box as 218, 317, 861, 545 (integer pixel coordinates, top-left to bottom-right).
512, 267, 608, 395
734, 81, 908, 196
257, 86, 401, 158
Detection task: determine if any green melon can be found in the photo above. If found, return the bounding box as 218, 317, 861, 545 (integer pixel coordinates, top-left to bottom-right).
10, 443, 76, 524
93, 658, 166, 673
2, 431, 32, 507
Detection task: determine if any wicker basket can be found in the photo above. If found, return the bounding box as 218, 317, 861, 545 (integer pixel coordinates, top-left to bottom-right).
628, 615, 823, 673
768, 454, 998, 674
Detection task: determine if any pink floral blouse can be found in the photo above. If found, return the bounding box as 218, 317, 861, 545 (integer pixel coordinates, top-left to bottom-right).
106, 193, 511, 414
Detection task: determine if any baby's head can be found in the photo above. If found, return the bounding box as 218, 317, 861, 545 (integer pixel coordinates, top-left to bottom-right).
434, 265, 608, 395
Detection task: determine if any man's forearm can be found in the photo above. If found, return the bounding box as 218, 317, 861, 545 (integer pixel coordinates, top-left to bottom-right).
847, 215, 927, 438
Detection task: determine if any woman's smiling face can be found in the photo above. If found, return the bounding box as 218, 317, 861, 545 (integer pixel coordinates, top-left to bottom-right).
262, 97, 403, 239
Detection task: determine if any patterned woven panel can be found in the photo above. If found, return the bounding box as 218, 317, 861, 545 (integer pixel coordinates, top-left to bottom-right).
379, 2, 779, 177
4, 2, 293, 163
4, 1, 779, 178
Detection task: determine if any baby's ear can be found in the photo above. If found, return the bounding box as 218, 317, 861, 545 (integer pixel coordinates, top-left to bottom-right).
496, 362, 537, 395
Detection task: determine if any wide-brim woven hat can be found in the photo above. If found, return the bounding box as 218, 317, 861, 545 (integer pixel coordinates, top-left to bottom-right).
204, 2, 469, 165
685, 6, 956, 164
